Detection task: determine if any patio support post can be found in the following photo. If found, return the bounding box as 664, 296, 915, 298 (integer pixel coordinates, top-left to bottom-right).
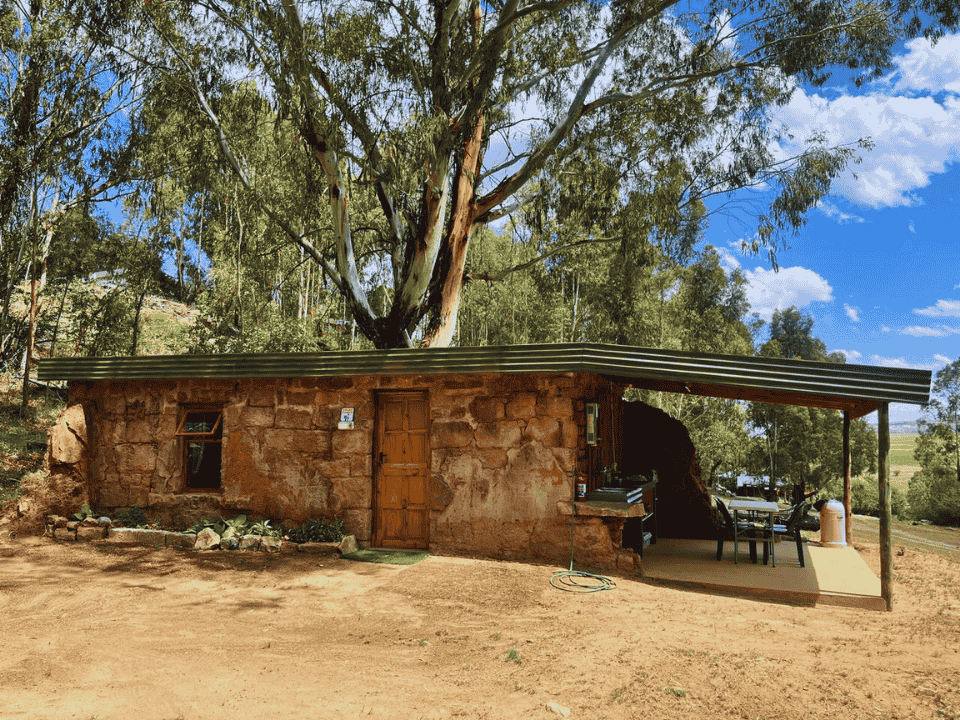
878, 402, 893, 611
843, 410, 852, 546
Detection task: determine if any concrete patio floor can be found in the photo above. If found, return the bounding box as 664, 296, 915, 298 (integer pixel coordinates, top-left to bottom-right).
639, 537, 884, 611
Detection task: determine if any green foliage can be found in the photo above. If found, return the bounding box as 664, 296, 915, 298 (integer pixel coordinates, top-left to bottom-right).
0, 1, 138, 373
746, 307, 875, 499
247, 519, 282, 538
286, 518, 345, 544
85, 0, 947, 349
909, 358, 960, 525
0, 375, 63, 502
185, 514, 281, 538
111, 506, 149, 528
72, 504, 98, 522
824, 477, 908, 520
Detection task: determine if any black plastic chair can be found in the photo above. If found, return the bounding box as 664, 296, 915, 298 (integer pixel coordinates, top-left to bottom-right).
715, 497, 758, 563
761, 501, 808, 567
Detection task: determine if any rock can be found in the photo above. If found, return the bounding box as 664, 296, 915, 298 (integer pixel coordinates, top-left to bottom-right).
260, 536, 282, 553
48, 403, 87, 465
337, 534, 358, 554
66, 520, 80, 530
194, 527, 221, 550
97, 517, 112, 527
54, 527, 75, 541
220, 536, 239, 550
76, 525, 106, 542
137, 529, 171, 547
51, 515, 68, 528
166, 532, 196, 549
546, 702, 571, 718
239, 535, 261, 551
280, 540, 298, 554
105, 527, 140, 544
81, 516, 100, 526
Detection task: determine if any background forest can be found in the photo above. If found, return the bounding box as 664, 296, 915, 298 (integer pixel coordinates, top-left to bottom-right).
2, 0, 958, 525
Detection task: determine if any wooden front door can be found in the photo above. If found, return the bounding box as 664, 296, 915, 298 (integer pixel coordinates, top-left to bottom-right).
374, 391, 430, 549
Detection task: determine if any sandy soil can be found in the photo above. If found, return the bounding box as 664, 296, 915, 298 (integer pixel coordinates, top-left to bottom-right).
1, 537, 958, 720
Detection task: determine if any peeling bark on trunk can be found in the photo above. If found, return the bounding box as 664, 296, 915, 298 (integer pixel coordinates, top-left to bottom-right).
422, 112, 484, 348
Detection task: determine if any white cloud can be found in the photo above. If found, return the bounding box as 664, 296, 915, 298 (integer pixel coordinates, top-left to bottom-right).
900, 324, 960, 337
743, 266, 833, 319
882, 326, 891, 332
893, 34, 960, 94
870, 354, 952, 371
914, 299, 960, 317
834, 348, 863, 362
844, 303, 861, 322
817, 200, 865, 224
908, 219, 916, 234
772, 33, 960, 209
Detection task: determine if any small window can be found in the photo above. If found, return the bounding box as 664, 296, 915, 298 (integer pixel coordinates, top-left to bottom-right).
176, 407, 223, 491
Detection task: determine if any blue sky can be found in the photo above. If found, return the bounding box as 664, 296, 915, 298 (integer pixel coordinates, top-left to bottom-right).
708, 32, 960, 424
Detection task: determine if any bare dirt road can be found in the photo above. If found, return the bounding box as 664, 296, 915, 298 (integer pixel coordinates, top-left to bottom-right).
1, 537, 958, 720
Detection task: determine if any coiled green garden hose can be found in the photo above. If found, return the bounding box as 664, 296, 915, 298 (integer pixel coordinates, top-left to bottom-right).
550, 496, 616, 592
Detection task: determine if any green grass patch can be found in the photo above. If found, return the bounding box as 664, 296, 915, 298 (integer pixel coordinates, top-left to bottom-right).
890, 433, 919, 467
0, 374, 66, 503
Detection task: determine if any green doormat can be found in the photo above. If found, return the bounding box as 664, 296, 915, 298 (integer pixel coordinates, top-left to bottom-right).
341, 548, 429, 565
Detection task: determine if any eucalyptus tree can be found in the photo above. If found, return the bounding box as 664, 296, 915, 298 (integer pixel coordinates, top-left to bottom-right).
916, 358, 960, 484
748, 306, 878, 500
94, 0, 952, 349
0, 0, 141, 403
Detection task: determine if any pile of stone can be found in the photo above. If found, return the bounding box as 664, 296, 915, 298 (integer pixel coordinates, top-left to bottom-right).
46, 514, 112, 542
45, 513, 358, 555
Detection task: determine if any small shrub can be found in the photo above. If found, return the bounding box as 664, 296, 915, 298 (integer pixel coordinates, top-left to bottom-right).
112, 506, 149, 528
286, 517, 345, 543
248, 519, 281, 538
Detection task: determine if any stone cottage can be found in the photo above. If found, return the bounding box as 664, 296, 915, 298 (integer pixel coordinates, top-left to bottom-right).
39, 343, 932, 572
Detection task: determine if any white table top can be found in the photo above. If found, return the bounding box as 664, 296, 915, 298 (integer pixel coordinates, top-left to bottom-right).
728, 499, 779, 513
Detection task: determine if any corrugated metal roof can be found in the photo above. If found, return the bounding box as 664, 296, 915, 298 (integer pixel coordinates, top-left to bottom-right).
37, 342, 931, 416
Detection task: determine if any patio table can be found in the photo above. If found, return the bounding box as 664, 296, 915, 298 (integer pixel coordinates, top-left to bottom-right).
729, 499, 779, 566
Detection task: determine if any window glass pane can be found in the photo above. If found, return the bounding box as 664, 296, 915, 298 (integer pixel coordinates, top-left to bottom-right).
182, 411, 222, 436
186, 442, 222, 489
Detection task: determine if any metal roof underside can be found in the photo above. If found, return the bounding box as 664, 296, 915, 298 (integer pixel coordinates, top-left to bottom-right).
38, 343, 931, 419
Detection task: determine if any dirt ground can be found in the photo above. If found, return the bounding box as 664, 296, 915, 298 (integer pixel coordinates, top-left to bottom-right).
1, 536, 958, 720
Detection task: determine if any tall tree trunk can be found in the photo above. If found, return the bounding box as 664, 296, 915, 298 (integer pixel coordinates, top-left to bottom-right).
20, 189, 56, 417
20, 240, 38, 418
130, 286, 147, 356
421, 111, 484, 348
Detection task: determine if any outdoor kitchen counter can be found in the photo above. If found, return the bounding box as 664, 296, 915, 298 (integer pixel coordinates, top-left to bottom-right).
556, 500, 647, 517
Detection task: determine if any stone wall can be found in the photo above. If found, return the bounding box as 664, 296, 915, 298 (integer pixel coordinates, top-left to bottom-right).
64, 371, 634, 568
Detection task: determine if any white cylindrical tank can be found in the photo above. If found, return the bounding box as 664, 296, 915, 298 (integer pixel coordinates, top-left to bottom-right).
820, 499, 846, 548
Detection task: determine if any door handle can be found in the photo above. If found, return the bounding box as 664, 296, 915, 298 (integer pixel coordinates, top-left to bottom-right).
379, 452, 386, 467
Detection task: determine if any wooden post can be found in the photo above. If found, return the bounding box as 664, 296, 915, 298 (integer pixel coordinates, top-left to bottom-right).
878, 402, 893, 611
843, 411, 852, 546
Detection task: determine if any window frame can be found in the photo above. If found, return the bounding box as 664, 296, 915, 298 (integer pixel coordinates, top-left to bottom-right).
176, 405, 224, 493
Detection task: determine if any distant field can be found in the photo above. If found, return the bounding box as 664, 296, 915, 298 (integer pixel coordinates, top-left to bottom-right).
890, 433, 919, 465
890, 433, 920, 488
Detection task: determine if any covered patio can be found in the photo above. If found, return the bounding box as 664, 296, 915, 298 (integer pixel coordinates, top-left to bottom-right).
586, 345, 931, 611
640, 537, 885, 611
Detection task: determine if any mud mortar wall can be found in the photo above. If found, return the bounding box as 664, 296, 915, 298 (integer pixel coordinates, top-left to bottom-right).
63, 372, 627, 567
